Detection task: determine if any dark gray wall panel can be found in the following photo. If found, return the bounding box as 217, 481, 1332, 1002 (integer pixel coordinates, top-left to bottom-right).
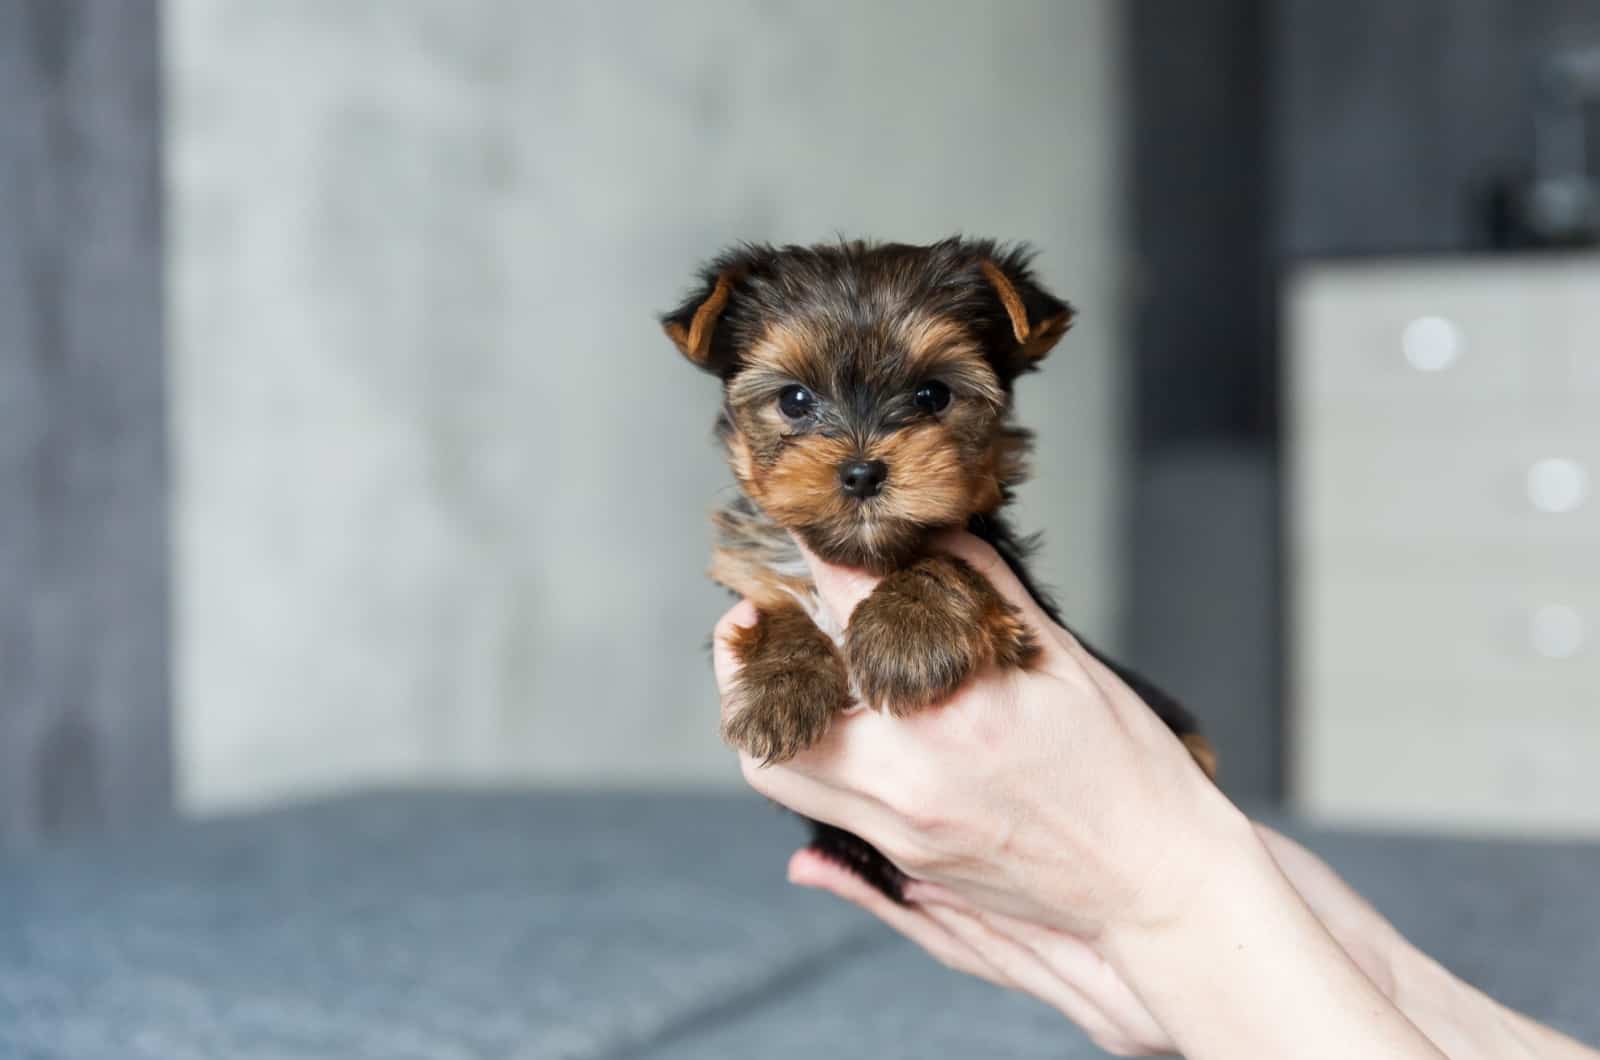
1128, 0, 1273, 450
1125, 0, 1284, 801
1275, 0, 1600, 257
0, 0, 169, 847
1127, 446, 1281, 803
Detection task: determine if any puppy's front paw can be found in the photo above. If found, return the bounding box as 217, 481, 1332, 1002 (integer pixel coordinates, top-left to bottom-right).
846, 555, 1037, 716
721, 606, 851, 763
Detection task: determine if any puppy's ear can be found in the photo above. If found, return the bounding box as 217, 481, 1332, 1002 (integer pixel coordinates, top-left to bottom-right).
978, 254, 1075, 371
661, 269, 738, 371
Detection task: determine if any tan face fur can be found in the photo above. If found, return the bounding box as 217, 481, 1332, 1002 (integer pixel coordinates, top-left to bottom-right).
722, 313, 1028, 571
664, 239, 1071, 574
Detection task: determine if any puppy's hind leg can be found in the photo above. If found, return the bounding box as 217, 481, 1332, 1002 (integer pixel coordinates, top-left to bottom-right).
807, 820, 910, 903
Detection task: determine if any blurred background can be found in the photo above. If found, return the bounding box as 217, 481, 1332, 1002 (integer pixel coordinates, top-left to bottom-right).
3, 0, 1598, 850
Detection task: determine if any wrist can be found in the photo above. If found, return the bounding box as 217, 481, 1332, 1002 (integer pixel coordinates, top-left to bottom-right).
1104, 781, 1263, 942
1099, 809, 1268, 964
1097, 814, 1449, 1060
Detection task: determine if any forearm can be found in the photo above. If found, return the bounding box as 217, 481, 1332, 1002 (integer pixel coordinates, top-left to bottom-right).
1100, 802, 1447, 1060
1388, 939, 1599, 1060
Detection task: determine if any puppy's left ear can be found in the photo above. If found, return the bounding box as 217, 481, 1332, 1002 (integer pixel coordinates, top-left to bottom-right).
979, 256, 1075, 370
662, 269, 737, 370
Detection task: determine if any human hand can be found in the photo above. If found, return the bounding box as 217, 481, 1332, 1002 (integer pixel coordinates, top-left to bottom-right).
786, 824, 1412, 1057
787, 844, 1171, 1056
711, 530, 1247, 941
714, 535, 1456, 1059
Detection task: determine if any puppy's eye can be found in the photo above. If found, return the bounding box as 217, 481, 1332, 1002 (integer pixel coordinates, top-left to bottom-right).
913, 380, 952, 414
777, 384, 817, 422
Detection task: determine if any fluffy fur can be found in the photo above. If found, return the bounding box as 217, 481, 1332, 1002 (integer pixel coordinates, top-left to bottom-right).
664, 237, 1212, 901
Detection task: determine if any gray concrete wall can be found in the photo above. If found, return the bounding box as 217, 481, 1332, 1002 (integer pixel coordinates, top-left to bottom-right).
0, 0, 170, 847
165, 0, 1128, 811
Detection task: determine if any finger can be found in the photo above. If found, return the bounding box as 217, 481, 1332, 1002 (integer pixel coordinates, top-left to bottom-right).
1045, 622, 1173, 734
775, 695, 904, 788
793, 538, 880, 630
908, 880, 1118, 991
738, 751, 854, 819
737, 745, 906, 846
919, 901, 1125, 1044
917, 536, 1125, 692
913, 890, 1167, 1054
960, 904, 1171, 1052
979, 909, 1129, 997
1052, 629, 1125, 693
711, 599, 760, 695
901, 877, 967, 907
1029, 598, 1162, 710
787, 848, 1013, 989
925, 529, 1054, 627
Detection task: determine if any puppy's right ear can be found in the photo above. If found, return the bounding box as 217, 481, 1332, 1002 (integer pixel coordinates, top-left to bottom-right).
661, 270, 735, 369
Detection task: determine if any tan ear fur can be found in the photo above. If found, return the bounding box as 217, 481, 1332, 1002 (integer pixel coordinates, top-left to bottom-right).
979, 259, 1074, 363
663, 271, 736, 365
1021, 306, 1073, 361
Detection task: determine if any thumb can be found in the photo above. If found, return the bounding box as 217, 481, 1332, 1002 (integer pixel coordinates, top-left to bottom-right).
711, 599, 760, 695
794, 538, 880, 631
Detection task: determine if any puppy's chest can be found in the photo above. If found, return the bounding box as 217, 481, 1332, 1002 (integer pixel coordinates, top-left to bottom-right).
708, 492, 843, 645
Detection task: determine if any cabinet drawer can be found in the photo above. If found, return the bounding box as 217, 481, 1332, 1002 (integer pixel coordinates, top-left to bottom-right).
1293, 675, 1600, 833
1289, 257, 1600, 835
1541, 263, 1600, 405
1290, 258, 1600, 418
1297, 430, 1600, 544
1297, 554, 1600, 688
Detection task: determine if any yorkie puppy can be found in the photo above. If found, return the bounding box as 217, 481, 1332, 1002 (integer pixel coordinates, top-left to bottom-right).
664, 238, 1214, 900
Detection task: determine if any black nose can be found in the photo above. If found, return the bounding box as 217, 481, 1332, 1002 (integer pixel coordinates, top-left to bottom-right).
838, 459, 888, 499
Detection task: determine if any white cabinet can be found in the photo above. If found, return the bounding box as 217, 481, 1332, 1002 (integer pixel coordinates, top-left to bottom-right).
1288, 255, 1600, 834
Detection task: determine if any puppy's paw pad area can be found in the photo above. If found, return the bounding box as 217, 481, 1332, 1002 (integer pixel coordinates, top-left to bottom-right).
846, 594, 981, 715
721, 667, 847, 763
845, 555, 1036, 716
721, 605, 852, 763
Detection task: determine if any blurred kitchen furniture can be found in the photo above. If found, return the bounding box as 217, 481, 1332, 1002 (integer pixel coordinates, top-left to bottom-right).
1288, 254, 1600, 833
2, 789, 1597, 1059
1492, 45, 1600, 249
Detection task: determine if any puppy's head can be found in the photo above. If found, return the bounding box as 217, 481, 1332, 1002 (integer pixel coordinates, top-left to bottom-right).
663, 238, 1073, 573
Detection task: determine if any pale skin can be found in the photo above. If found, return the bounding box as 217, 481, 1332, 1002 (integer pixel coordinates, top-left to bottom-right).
713, 531, 1600, 1060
